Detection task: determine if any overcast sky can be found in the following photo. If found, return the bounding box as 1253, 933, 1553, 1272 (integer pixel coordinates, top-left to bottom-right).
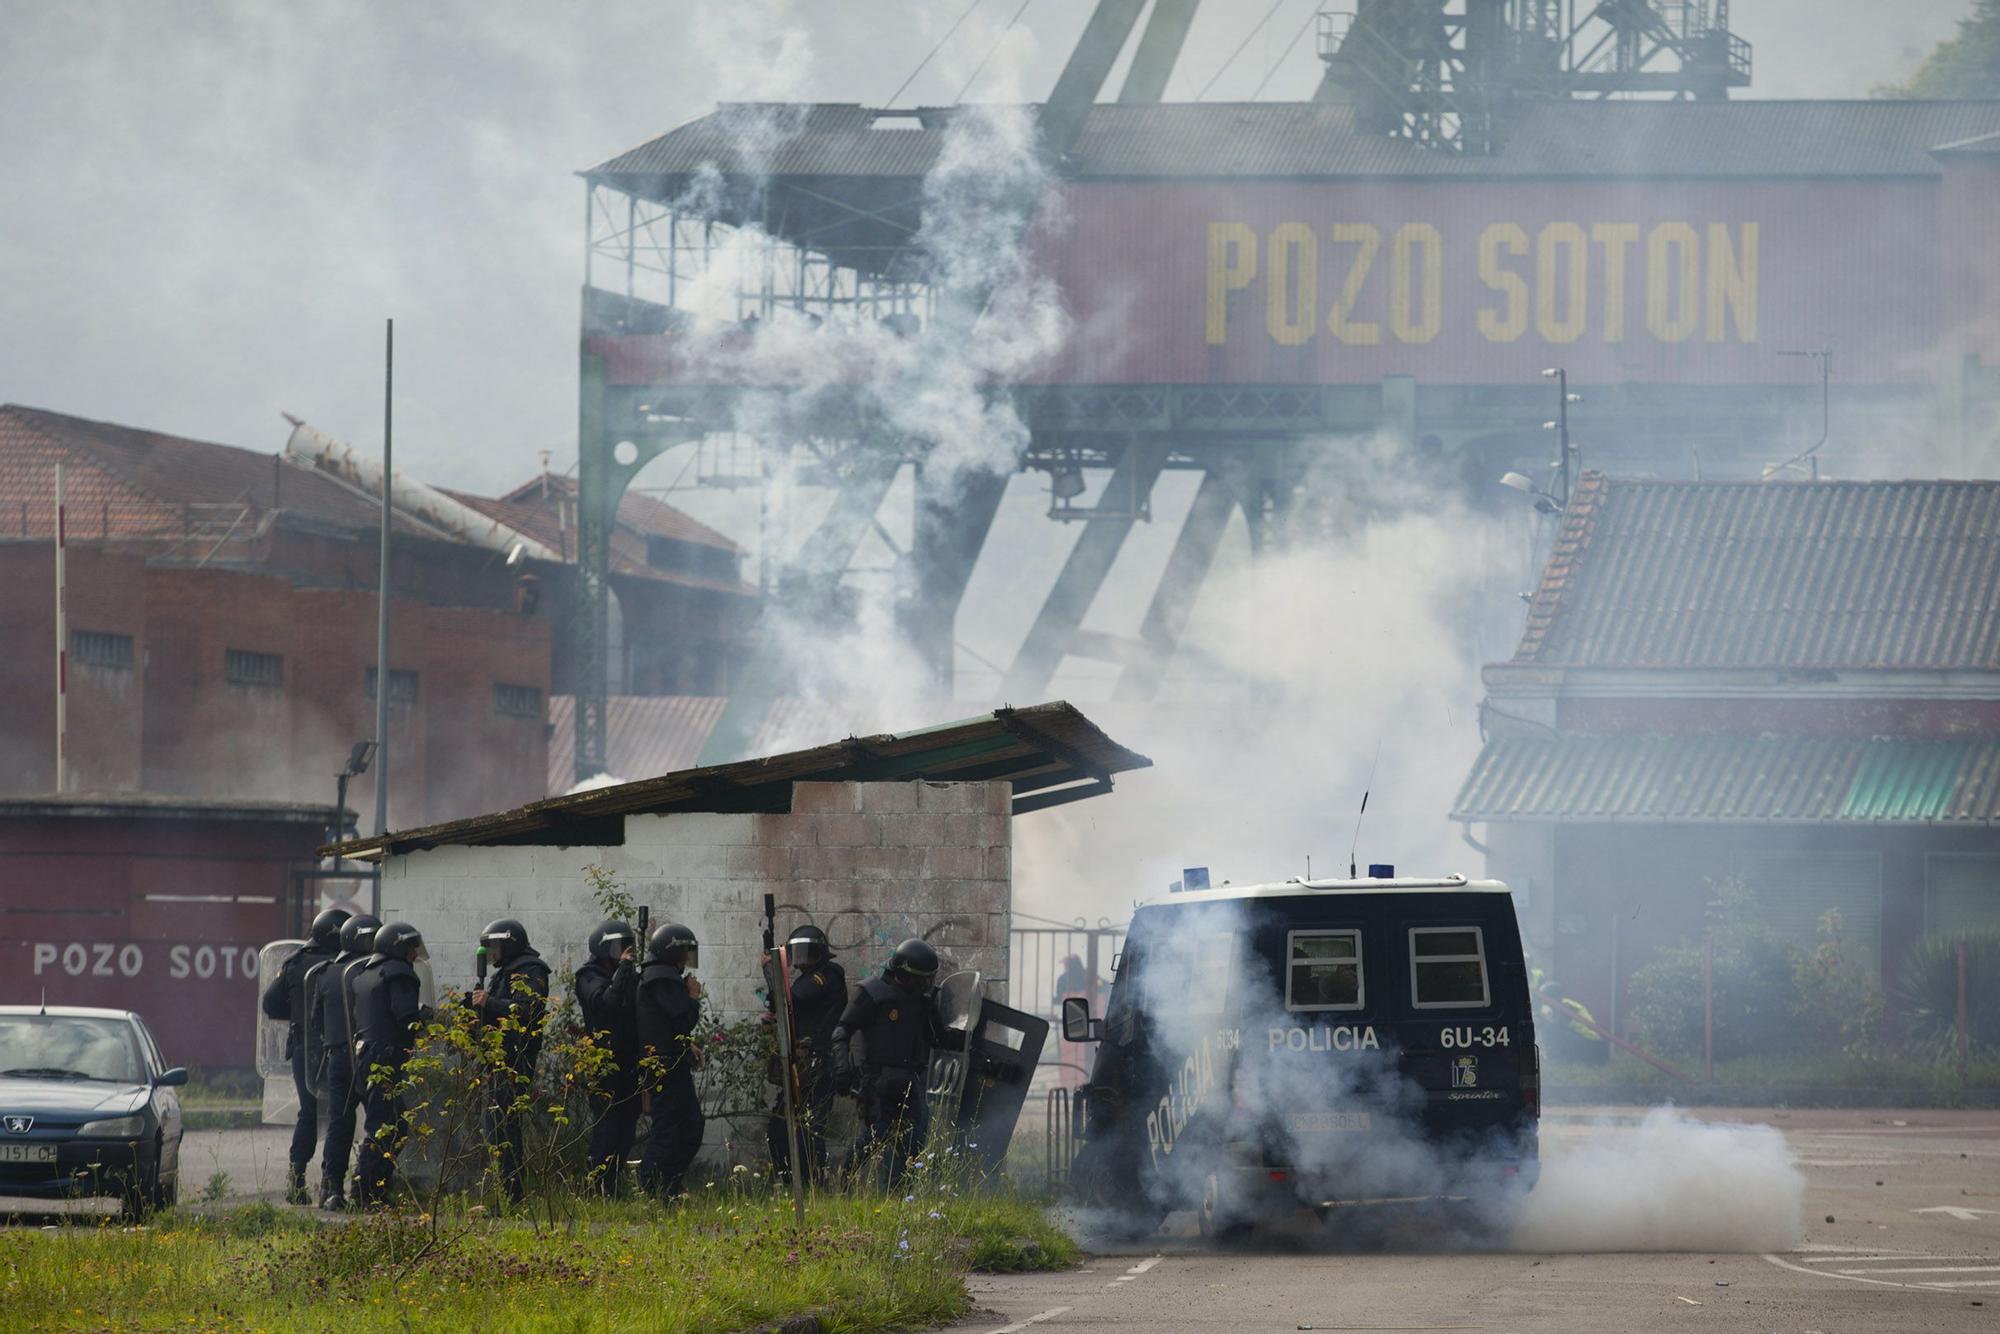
0, 0, 1971, 502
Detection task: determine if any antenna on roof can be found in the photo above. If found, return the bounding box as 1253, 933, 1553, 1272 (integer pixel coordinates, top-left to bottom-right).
38, 988, 46, 1015
1349, 742, 1382, 879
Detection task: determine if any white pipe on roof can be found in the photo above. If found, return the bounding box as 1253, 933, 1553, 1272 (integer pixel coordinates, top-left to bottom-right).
281, 414, 562, 561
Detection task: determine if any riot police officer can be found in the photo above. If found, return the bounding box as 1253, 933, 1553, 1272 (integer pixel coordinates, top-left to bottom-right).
304, 913, 379, 1210
350, 921, 431, 1208
470, 918, 550, 1204
766, 923, 845, 1186
574, 919, 640, 1195
635, 923, 705, 1198
260, 907, 349, 1204
832, 938, 950, 1187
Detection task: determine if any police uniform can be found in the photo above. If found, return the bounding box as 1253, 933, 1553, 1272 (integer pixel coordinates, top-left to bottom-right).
259, 928, 340, 1202
305, 938, 371, 1207
349, 931, 428, 1207
767, 949, 846, 1185
635, 935, 704, 1197
833, 957, 949, 1187
473, 936, 550, 1203
574, 944, 641, 1194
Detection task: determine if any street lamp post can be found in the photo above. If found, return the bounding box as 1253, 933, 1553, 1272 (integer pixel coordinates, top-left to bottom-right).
1541, 367, 1581, 504
331, 739, 377, 862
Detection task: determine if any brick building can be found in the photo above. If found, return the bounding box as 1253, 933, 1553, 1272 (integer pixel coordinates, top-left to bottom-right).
0, 404, 554, 827
1453, 474, 2000, 1033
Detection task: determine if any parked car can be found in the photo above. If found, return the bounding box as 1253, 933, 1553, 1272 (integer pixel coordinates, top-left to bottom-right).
0, 1006, 186, 1216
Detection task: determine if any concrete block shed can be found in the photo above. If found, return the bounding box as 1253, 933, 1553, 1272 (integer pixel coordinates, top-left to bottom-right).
325, 702, 1150, 1023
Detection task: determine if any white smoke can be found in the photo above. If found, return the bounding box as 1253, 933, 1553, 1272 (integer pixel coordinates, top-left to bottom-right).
1512, 1109, 1804, 1253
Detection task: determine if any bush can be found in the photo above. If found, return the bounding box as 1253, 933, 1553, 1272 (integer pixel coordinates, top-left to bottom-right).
1625, 879, 1802, 1060
1897, 930, 2000, 1061
1791, 908, 1886, 1058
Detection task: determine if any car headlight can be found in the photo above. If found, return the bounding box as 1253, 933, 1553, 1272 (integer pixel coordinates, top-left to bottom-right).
76, 1114, 145, 1137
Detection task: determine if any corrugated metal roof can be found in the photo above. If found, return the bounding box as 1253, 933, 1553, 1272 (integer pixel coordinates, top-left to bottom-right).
546, 695, 731, 793
588, 99, 2000, 188
1453, 733, 2000, 824
333, 699, 1151, 859
1515, 475, 2000, 671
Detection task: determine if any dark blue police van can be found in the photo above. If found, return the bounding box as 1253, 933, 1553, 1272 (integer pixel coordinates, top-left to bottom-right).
1062, 870, 1539, 1237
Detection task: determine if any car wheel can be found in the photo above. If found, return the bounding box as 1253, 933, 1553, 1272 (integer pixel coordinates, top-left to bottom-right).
150, 1165, 177, 1212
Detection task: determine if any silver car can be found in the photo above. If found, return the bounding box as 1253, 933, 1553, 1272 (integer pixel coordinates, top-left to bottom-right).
0, 1006, 187, 1216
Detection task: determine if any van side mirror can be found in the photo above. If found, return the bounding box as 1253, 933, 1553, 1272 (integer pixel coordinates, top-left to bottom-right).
1060, 996, 1101, 1044
156, 1067, 189, 1088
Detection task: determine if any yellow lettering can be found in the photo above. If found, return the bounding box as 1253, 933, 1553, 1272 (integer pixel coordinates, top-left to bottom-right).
1647, 222, 1700, 343
1327, 223, 1381, 346
1535, 222, 1588, 344
1592, 223, 1639, 343
1476, 223, 1529, 342
1205, 222, 1257, 346
1265, 222, 1318, 346
1706, 222, 1758, 343
1390, 222, 1442, 344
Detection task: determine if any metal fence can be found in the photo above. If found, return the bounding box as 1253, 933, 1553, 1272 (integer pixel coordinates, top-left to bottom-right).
1008, 924, 1124, 1074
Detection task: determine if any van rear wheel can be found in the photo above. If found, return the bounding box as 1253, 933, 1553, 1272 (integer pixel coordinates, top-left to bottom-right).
1196, 1172, 1252, 1243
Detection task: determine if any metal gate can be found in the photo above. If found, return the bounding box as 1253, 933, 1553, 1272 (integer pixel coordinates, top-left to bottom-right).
1008, 924, 1124, 1070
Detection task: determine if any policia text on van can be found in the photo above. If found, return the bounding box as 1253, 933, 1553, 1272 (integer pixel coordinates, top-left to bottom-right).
1060, 871, 1539, 1238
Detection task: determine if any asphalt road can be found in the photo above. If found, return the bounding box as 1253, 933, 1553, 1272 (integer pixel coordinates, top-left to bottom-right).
950, 1107, 2000, 1334
9, 1106, 2000, 1333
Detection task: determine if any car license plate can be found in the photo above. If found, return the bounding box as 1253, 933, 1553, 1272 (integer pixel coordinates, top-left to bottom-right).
0, 1143, 57, 1163
1286, 1111, 1372, 1133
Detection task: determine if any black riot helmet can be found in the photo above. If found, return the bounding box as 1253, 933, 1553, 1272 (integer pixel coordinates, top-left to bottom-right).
887, 938, 939, 989
647, 923, 699, 969
587, 919, 635, 963
479, 918, 530, 967
785, 924, 831, 969
374, 922, 427, 965
309, 908, 353, 949
339, 914, 382, 956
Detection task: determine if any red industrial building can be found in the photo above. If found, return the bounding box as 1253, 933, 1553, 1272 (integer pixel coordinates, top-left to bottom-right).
1454, 474, 2000, 1034
0, 403, 754, 1067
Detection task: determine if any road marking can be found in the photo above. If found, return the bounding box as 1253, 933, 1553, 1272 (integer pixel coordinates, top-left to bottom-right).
1126, 1255, 1164, 1275
1767, 1251, 2000, 1293
1804, 1255, 1987, 1264
988, 1308, 1071, 1334
1762, 1254, 1912, 1289
1913, 1206, 1997, 1222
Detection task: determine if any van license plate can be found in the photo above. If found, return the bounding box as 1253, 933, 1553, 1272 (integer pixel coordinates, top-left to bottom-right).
0, 1144, 57, 1163
1286, 1112, 1372, 1133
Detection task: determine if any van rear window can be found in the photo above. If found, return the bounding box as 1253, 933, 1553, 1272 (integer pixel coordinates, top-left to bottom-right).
1409, 926, 1490, 1008
1286, 930, 1363, 1011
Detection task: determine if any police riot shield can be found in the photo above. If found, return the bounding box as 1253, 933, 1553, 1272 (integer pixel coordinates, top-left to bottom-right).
927, 970, 984, 1138
256, 940, 305, 1126
949, 997, 1050, 1178
414, 955, 438, 1012
923, 973, 1049, 1175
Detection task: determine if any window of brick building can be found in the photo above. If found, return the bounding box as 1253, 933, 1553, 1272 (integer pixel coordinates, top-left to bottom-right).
224, 648, 284, 688
364, 667, 419, 705
71, 629, 134, 671
493, 682, 542, 719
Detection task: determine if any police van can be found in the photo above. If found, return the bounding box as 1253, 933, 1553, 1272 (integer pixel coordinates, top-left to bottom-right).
1061, 869, 1538, 1237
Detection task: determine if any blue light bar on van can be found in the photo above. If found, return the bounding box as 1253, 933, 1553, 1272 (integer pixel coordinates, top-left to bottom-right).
1367, 863, 1395, 878
1183, 866, 1211, 890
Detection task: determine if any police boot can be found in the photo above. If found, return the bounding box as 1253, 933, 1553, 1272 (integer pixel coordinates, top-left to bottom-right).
319, 1177, 347, 1211
285, 1163, 311, 1206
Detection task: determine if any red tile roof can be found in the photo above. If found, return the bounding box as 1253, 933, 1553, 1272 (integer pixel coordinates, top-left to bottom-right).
441, 480, 756, 595
0, 404, 447, 543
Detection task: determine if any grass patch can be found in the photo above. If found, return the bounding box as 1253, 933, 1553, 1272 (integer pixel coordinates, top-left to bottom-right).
0, 1185, 1077, 1333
